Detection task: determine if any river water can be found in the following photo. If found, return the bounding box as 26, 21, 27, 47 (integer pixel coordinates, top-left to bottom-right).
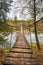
0, 32, 43, 48
0, 32, 17, 48
5, 32, 17, 48
25, 33, 43, 44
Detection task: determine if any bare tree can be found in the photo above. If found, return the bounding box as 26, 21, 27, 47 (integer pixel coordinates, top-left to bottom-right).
33, 0, 41, 50
14, 0, 43, 49
28, 0, 42, 50
0, 0, 13, 22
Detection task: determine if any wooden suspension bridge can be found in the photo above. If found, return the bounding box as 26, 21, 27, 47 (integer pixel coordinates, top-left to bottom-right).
2, 31, 40, 65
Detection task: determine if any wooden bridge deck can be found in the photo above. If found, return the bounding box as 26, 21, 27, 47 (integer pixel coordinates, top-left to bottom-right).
2, 32, 40, 65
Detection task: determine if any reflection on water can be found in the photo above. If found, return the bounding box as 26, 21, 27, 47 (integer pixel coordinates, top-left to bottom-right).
5, 32, 17, 48
0, 32, 17, 48
0, 32, 43, 48
25, 33, 43, 44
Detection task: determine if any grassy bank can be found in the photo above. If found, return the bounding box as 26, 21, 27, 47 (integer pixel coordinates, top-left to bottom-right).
0, 48, 10, 64
30, 43, 43, 65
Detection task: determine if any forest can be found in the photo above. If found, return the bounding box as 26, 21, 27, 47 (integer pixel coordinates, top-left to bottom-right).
0, 0, 43, 65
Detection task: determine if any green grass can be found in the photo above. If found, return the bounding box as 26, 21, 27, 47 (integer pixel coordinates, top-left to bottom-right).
29, 43, 43, 54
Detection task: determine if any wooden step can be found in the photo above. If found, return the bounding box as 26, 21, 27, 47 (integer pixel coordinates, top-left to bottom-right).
11, 49, 31, 53
5, 57, 37, 62
4, 58, 38, 64
12, 46, 31, 49
5, 58, 37, 62
10, 50, 33, 54
6, 53, 31, 58
6, 56, 36, 59
5, 59, 37, 64
3, 62, 39, 65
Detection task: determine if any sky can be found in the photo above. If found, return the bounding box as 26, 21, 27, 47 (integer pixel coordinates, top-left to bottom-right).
7, 0, 43, 20
7, 0, 32, 20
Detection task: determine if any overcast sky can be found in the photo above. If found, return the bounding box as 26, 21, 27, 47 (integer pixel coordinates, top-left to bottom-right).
7, 0, 32, 20
7, 0, 43, 20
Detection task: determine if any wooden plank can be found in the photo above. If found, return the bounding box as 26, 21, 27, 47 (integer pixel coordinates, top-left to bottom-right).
6, 56, 36, 59
3, 62, 39, 65
10, 50, 33, 54
12, 46, 31, 49
5, 59, 37, 62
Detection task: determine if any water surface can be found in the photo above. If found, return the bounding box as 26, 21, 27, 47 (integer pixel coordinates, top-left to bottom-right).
25, 33, 43, 44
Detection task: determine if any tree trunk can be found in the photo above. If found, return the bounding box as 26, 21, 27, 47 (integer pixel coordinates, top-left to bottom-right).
34, 0, 41, 50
